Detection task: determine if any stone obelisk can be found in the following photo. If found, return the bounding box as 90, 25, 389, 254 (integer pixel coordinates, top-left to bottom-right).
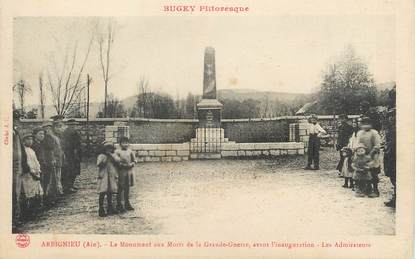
191, 47, 227, 159
197, 47, 223, 128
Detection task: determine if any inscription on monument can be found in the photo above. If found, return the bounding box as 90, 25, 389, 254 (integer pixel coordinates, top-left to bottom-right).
205, 110, 214, 127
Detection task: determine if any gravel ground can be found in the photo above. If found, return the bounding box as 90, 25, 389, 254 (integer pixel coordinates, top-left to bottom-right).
19, 148, 395, 236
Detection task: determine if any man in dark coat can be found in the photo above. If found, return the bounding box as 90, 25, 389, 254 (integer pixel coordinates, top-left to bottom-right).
61, 119, 82, 193
360, 100, 382, 132
12, 110, 23, 230
42, 120, 64, 203
384, 87, 396, 208
336, 114, 354, 173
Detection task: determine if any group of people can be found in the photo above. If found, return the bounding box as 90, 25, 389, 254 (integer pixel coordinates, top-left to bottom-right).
12, 113, 82, 230
336, 115, 382, 198
12, 111, 138, 227
96, 137, 136, 217
304, 87, 396, 207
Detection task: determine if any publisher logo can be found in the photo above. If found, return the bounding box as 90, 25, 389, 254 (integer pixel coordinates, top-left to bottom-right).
15, 233, 30, 248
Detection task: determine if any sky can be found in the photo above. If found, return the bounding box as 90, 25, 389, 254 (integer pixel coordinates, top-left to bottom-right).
13, 15, 395, 106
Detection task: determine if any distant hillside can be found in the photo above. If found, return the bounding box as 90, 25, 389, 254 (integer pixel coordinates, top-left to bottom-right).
117, 89, 312, 112
217, 89, 310, 102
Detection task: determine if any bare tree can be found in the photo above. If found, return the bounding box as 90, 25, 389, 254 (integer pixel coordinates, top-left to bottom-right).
13, 79, 31, 112
97, 21, 116, 117
97, 93, 126, 118
38, 73, 46, 119
261, 95, 270, 118
136, 76, 149, 117
185, 92, 196, 119
46, 35, 94, 116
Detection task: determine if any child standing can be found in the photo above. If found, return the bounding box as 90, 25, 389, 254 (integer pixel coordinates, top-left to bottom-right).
356, 117, 382, 197
351, 144, 372, 197
21, 134, 44, 217
115, 137, 135, 212
97, 141, 120, 217
340, 147, 354, 189
340, 121, 360, 190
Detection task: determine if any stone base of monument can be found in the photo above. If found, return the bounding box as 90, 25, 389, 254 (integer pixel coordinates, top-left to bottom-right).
190, 127, 235, 159
189, 153, 222, 160
197, 99, 223, 128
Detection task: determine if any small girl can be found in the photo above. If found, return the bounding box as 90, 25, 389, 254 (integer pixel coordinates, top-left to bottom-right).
340, 147, 354, 189
351, 144, 372, 197
21, 134, 44, 217
97, 141, 121, 217
115, 137, 136, 212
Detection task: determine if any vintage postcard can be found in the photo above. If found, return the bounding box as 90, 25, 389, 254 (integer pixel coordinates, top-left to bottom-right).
0, 0, 414, 258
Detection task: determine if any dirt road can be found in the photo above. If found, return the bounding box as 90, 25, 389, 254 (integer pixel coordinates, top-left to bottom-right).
20, 150, 395, 236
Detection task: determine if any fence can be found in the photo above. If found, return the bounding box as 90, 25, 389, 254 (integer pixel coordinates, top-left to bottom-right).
190, 126, 223, 153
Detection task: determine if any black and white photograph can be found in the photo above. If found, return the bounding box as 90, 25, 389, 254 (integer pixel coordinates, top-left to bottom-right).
10, 15, 398, 238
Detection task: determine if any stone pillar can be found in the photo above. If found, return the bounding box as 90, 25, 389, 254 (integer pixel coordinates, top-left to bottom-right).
191, 47, 224, 158
289, 119, 309, 152
197, 47, 223, 128
105, 121, 129, 144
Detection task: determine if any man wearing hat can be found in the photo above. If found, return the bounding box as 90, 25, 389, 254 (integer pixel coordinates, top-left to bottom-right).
336, 114, 354, 174
42, 119, 64, 203
61, 119, 82, 193
359, 100, 382, 132
305, 114, 327, 170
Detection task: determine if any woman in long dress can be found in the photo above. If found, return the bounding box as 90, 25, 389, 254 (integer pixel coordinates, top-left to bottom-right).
21, 134, 44, 217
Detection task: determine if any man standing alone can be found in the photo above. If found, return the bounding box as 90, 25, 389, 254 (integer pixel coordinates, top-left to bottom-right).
304, 114, 327, 170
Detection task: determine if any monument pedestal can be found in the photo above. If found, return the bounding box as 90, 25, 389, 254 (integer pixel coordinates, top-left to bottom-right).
197, 99, 223, 128
191, 99, 225, 158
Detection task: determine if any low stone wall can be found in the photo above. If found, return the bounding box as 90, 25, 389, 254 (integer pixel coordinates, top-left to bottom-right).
128, 143, 190, 162
125, 142, 304, 163
221, 142, 304, 158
